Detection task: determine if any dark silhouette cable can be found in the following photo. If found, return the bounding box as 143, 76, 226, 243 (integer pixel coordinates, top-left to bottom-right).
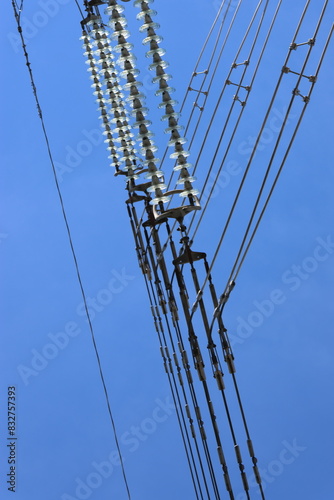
12, 2, 131, 498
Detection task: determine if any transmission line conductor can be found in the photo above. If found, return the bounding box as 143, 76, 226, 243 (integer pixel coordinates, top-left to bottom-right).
290, 37, 315, 50
292, 88, 310, 103
19, 0, 332, 497
231, 59, 249, 68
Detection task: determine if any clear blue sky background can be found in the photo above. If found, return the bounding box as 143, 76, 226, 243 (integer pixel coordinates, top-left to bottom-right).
1, 1, 334, 499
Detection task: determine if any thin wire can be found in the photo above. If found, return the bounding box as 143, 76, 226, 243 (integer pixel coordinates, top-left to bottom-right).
145, 234, 221, 499
154, 0, 263, 258
191, 0, 265, 178
12, 3, 131, 498
127, 203, 206, 499
74, 0, 86, 20
14, 0, 23, 15
179, 0, 243, 173
189, 0, 273, 239
184, 17, 332, 498
131, 196, 220, 496
190, 0, 282, 240
143, 280, 203, 500
233, 22, 334, 282
116, 5, 272, 495
222, 0, 329, 288
138, 0, 242, 250
163, 0, 238, 188
186, 257, 256, 499
202, 0, 329, 345
186, 0, 230, 81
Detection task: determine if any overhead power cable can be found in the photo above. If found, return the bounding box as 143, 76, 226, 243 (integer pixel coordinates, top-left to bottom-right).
189, 0, 316, 317
189, 0, 282, 239
14, 0, 333, 498
155, 0, 274, 260
136, 0, 244, 259
162, 0, 241, 189
74, 0, 85, 20
77, 2, 331, 499
11, 2, 131, 498
231, 20, 334, 285
204, 0, 330, 326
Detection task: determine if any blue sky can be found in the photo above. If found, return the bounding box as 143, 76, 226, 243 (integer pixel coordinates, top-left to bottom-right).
1, 1, 334, 499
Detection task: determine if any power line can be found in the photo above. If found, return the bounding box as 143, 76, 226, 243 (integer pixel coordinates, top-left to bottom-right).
188, 0, 316, 318
189, 0, 280, 240
74, 0, 86, 20
163, 0, 241, 191
11, 2, 131, 498
207, 0, 330, 325
232, 21, 334, 284
155, 0, 276, 262
14, 0, 332, 497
